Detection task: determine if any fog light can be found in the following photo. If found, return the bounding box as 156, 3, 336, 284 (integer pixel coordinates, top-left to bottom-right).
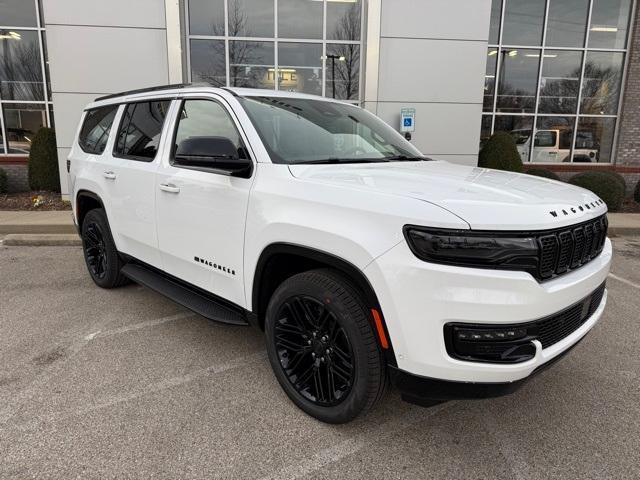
447, 325, 535, 364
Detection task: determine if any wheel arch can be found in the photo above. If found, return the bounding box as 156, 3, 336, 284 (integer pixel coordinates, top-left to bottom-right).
251, 243, 396, 363
76, 190, 105, 230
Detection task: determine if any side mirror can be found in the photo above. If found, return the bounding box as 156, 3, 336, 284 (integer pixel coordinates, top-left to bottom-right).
174, 136, 252, 177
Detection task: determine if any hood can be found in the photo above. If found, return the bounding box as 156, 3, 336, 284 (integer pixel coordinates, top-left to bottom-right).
288, 161, 607, 230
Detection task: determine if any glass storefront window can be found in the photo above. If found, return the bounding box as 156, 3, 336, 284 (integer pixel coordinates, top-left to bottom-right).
496, 49, 540, 113
229, 41, 274, 89
327, 0, 361, 41
575, 117, 616, 163
188, 0, 225, 36
580, 51, 624, 115
484, 48, 498, 112
0, 30, 44, 101
278, 0, 323, 39
538, 50, 583, 114
3, 103, 46, 154
546, 0, 589, 47
325, 44, 359, 100
489, 0, 502, 44
494, 115, 534, 163
502, 0, 546, 46
533, 116, 575, 163
484, 0, 632, 164
278, 42, 322, 95
480, 115, 493, 150
228, 0, 274, 38
190, 39, 226, 86
0, 0, 38, 28
589, 0, 632, 49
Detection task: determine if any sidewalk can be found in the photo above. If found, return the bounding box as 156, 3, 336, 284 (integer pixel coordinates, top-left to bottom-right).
0, 210, 639, 239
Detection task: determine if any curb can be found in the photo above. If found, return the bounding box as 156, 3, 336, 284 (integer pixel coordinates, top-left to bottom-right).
2, 234, 81, 247
0, 225, 76, 235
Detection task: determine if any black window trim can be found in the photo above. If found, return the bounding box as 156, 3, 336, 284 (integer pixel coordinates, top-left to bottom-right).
111, 98, 175, 163
169, 96, 254, 178
78, 104, 119, 155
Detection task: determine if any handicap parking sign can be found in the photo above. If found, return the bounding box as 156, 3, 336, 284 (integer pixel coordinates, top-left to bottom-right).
400, 108, 416, 133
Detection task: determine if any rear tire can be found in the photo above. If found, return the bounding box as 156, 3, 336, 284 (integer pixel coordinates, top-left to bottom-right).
81, 208, 128, 288
265, 268, 387, 423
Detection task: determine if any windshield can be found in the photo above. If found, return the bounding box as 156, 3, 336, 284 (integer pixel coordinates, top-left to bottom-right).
238, 96, 424, 164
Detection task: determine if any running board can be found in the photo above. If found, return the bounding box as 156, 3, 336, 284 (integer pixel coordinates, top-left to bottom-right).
121, 264, 248, 326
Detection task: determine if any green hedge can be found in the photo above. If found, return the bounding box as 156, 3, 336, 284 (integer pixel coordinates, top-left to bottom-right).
569, 171, 625, 212
0, 167, 7, 194
28, 127, 60, 192
479, 132, 524, 173
525, 168, 561, 181
634, 179, 640, 204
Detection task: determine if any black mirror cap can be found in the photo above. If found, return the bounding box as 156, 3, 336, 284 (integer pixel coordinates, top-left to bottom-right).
174, 136, 253, 178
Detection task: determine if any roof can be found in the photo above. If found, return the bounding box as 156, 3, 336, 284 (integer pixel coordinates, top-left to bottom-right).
88, 83, 350, 110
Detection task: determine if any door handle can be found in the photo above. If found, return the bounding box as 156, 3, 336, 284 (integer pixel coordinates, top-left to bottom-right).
159, 183, 180, 194
103, 171, 116, 180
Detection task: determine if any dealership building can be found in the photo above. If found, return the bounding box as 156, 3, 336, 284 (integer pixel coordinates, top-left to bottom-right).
0, 0, 639, 197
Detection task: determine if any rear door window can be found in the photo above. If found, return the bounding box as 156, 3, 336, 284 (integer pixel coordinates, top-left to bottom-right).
114, 100, 171, 161
78, 105, 118, 154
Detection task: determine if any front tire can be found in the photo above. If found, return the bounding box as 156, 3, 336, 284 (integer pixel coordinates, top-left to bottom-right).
265, 269, 387, 423
81, 208, 128, 288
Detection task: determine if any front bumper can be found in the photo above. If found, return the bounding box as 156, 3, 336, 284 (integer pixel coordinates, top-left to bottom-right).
364, 238, 612, 384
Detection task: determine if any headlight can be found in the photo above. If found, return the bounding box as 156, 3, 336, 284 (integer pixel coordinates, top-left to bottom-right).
403, 226, 540, 276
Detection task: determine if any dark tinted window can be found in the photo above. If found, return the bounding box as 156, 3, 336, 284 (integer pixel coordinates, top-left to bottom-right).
78, 105, 118, 154
115, 101, 171, 160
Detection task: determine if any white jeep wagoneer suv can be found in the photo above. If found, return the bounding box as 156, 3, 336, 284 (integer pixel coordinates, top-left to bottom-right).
69, 85, 611, 423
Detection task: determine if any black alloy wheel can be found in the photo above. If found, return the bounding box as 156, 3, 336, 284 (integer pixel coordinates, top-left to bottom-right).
81, 208, 128, 288
265, 269, 387, 423
274, 295, 355, 406
84, 221, 107, 279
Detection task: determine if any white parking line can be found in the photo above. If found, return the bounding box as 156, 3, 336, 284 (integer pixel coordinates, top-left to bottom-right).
258, 402, 456, 480
608, 273, 640, 290
84, 311, 197, 341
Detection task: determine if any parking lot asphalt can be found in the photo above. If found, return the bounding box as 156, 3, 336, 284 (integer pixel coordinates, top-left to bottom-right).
0, 238, 639, 479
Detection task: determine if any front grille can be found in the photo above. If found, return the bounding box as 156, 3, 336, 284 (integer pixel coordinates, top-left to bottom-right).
536, 215, 608, 281
534, 282, 606, 348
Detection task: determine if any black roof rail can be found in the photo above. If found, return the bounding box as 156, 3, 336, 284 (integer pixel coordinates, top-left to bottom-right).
94, 83, 195, 102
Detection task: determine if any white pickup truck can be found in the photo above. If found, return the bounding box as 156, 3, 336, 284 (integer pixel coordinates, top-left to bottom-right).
513, 129, 598, 163
69, 85, 611, 423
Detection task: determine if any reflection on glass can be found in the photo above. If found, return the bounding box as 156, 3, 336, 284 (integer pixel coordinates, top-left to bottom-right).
188, 0, 225, 35
0, 105, 4, 154
484, 48, 497, 112
480, 115, 493, 150
489, 0, 502, 44
494, 115, 534, 162
325, 44, 359, 100
532, 116, 576, 163
538, 50, 582, 114
327, 0, 361, 41
190, 39, 226, 86
3, 103, 46, 154
278, 0, 322, 39
175, 100, 243, 153
502, 0, 545, 46
229, 41, 274, 88
546, 0, 589, 47
228, 0, 274, 37
0, 30, 44, 100
278, 42, 322, 95
589, 0, 632, 49
42, 32, 51, 99
580, 51, 624, 115
496, 49, 540, 113
0, 0, 38, 27
575, 116, 616, 163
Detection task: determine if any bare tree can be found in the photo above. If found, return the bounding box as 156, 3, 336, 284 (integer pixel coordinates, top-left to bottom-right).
0, 35, 43, 100
328, 4, 361, 100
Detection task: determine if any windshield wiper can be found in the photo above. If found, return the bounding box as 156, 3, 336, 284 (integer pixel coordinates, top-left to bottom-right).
293, 158, 390, 165
382, 154, 426, 162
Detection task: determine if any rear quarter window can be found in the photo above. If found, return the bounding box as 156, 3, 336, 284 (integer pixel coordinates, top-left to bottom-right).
78, 105, 118, 154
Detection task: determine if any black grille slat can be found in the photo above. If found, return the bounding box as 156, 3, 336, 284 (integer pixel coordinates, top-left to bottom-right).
556, 231, 572, 273
539, 235, 559, 279
535, 283, 606, 348
582, 223, 594, 263
571, 227, 586, 269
